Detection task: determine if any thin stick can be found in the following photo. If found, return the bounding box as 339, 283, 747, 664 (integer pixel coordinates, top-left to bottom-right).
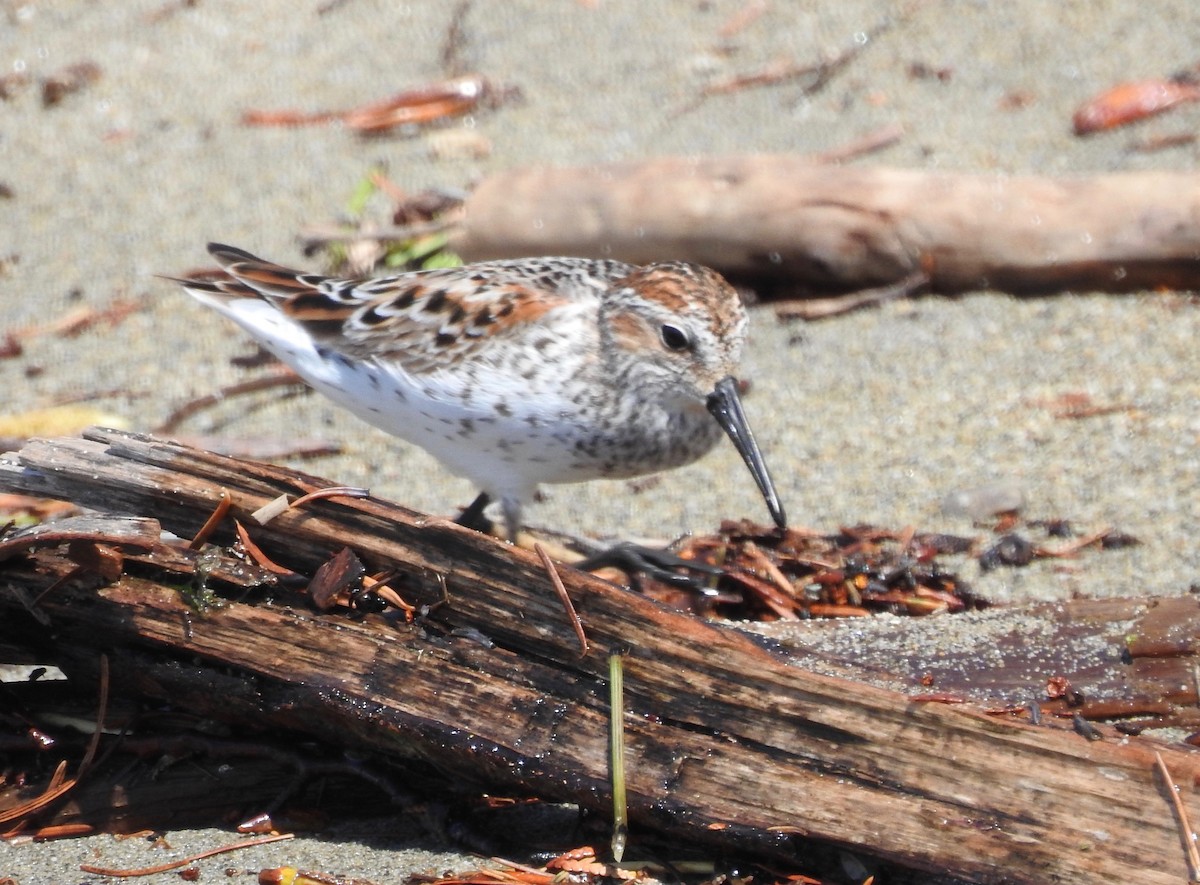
813, 122, 905, 164
440, 0, 473, 76
290, 486, 371, 509
154, 370, 303, 434
27, 566, 84, 610
1154, 751, 1200, 883
0, 760, 75, 826
233, 521, 297, 576
77, 653, 109, 777
743, 540, 798, 600
188, 490, 231, 550
609, 653, 628, 863
699, 10, 898, 100
79, 832, 294, 877
489, 855, 557, 875
702, 54, 840, 97
1034, 528, 1113, 559
534, 542, 588, 656
774, 271, 929, 321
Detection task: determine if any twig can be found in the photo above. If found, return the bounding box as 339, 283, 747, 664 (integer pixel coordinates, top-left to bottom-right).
155, 369, 303, 434
742, 541, 798, 602
534, 542, 588, 656
774, 271, 929, 321
6, 297, 146, 346
813, 122, 905, 163
697, 9, 899, 103
79, 832, 294, 877
1034, 528, 1113, 559
188, 489, 231, 550
489, 856, 558, 877
234, 521, 296, 576
77, 654, 109, 777
0, 759, 74, 827
291, 486, 371, 510
1129, 132, 1198, 153
441, 0, 473, 76
703, 54, 840, 98
171, 434, 342, 461
1154, 751, 1200, 883
671, 29, 866, 119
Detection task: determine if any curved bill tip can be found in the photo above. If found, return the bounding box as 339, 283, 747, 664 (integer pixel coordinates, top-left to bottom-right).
705, 375, 787, 529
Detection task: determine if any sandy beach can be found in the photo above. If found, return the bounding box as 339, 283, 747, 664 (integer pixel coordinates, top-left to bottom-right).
2, 1, 1198, 880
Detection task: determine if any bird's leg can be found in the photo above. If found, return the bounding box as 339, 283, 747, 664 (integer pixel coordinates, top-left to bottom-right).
455, 492, 495, 534
455, 492, 537, 547
500, 496, 525, 545
458, 493, 717, 587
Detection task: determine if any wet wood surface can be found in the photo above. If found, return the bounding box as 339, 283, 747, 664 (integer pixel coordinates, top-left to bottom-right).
757, 595, 1200, 730
1, 428, 1198, 883
453, 157, 1200, 295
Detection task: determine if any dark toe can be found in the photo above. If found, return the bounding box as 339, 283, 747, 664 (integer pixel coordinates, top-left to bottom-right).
455, 492, 495, 535
575, 541, 723, 588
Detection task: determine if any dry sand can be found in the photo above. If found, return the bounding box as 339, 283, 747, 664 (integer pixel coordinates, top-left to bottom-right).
2, 1, 1198, 881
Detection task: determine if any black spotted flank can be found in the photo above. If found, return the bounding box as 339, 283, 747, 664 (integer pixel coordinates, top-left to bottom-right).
423, 289, 448, 312
472, 310, 495, 327
435, 331, 456, 347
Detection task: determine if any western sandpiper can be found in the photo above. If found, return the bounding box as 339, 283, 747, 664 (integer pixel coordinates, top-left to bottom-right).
174, 243, 786, 553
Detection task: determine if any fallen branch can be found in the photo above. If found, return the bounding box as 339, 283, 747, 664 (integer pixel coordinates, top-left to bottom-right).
452, 156, 1200, 294
0, 429, 1198, 882
78, 832, 294, 878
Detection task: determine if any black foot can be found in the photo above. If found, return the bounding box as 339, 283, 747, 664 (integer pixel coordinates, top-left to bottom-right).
575, 541, 725, 588
455, 492, 495, 535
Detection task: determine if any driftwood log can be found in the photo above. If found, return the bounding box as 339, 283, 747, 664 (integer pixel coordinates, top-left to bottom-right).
1, 428, 1199, 883
452, 157, 1200, 294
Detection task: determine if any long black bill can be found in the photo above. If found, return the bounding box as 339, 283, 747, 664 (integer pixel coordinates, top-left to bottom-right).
705, 375, 787, 529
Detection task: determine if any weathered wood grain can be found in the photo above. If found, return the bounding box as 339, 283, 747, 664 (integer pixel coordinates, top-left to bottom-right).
1, 428, 1197, 883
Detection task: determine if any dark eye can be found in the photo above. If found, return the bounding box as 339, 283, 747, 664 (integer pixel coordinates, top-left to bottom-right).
660, 323, 691, 352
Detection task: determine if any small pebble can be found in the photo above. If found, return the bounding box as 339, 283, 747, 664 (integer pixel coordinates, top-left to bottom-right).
940, 481, 1025, 521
